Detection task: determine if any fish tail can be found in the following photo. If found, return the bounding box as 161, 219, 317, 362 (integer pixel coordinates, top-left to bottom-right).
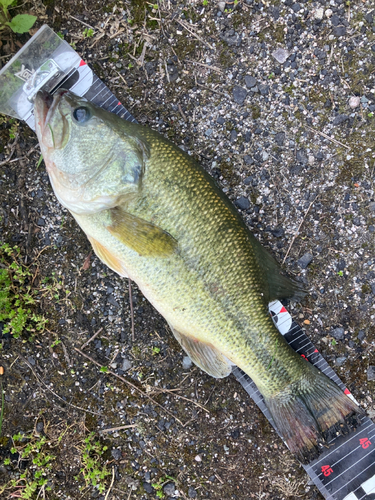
264, 367, 363, 463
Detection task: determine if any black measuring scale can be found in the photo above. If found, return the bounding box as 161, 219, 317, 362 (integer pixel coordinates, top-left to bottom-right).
1, 25, 374, 500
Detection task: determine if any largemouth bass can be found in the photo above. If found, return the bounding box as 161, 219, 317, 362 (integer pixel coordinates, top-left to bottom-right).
34, 89, 361, 462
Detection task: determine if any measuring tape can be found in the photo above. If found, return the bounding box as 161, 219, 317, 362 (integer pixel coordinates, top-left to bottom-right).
1, 25, 373, 500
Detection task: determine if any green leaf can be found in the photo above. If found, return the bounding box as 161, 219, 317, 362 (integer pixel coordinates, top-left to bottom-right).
6, 14, 37, 34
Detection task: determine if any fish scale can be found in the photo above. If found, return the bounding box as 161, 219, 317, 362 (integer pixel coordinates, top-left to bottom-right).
75, 126, 315, 394
34, 89, 362, 462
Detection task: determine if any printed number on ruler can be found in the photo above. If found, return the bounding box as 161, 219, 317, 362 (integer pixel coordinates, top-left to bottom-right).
321, 465, 333, 477
360, 437, 372, 449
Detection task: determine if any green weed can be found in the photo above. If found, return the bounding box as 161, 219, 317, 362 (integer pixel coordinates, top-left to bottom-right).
0, 0, 36, 34
0, 243, 48, 340
75, 432, 110, 493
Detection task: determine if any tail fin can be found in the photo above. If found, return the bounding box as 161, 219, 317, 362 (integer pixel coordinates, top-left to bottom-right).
264, 367, 364, 463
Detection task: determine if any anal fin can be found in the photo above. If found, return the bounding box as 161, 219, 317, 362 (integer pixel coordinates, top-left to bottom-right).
168, 324, 232, 378
88, 236, 128, 277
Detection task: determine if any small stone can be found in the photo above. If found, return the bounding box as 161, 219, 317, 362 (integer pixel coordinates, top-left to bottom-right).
122, 358, 132, 371
188, 486, 197, 498
349, 96, 360, 109
143, 483, 153, 494
331, 327, 345, 340
36, 421, 44, 433
111, 448, 122, 460
163, 483, 176, 497
367, 366, 375, 382
37, 218, 45, 226
244, 75, 257, 88
232, 85, 247, 105
308, 155, 315, 165
369, 202, 375, 212
262, 151, 269, 162
205, 128, 213, 137
230, 130, 238, 142
332, 114, 349, 126
235, 196, 250, 210
337, 259, 346, 271
271, 227, 284, 238
216, 116, 225, 125
296, 149, 308, 164
272, 48, 290, 64
291, 3, 301, 12
314, 8, 324, 20
274, 132, 285, 146
217, 2, 226, 12
182, 356, 192, 370
325, 9, 333, 18
330, 14, 341, 26
244, 155, 254, 165
27, 356, 36, 365
358, 330, 366, 341
369, 225, 375, 233
298, 253, 313, 269
353, 217, 361, 226
194, 455, 202, 462
371, 283, 375, 294
336, 357, 347, 367
361, 96, 369, 104
259, 84, 269, 95
334, 26, 346, 37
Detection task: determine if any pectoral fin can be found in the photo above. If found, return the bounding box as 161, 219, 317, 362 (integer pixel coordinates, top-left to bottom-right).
107, 207, 178, 257
88, 236, 128, 277
169, 324, 233, 378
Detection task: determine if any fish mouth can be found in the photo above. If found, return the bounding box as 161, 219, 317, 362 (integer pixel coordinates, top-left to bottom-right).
34, 89, 68, 137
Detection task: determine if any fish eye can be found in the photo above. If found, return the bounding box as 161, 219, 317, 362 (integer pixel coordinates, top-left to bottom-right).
73, 106, 91, 123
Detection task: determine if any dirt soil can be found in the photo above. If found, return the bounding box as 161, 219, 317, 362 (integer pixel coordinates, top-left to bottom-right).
1, 0, 375, 499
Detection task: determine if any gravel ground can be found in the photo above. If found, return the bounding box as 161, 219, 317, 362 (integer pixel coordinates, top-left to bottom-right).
0, 0, 375, 499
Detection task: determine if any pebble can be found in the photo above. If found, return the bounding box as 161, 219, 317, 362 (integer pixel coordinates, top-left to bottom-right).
262, 151, 269, 162
245, 75, 257, 88
111, 448, 122, 460
332, 114, 349, 126
258, 84, 269, 95
163, 483, 176, 497
217, 2, 226, 12
298, 253, 313, 269
325, 8, 333, 18
314, 8, 324, 20
369, 202, 375, 212
272, 48, 290, 64
143, 482, 153, 494
367, 366, 375, 382
182, 356, 192, 370
335, 357, 346, 367
235, 196, 250, 210
244, 155, 254, 165
232, 85, 247, 105
122, 358, 132, 371
334, 26, 346, 37
331, 327, 345, 340
274, 132, 285, 146
205, 128, 213, 137
188, 486, 197, 498
349, 96, 360, 109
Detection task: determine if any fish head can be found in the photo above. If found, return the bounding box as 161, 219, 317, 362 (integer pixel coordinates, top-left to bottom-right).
34, 89, 148, 215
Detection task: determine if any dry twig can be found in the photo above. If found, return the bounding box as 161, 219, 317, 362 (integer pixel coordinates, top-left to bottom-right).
74, 347, 184, 426
282, 196, 318, 264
